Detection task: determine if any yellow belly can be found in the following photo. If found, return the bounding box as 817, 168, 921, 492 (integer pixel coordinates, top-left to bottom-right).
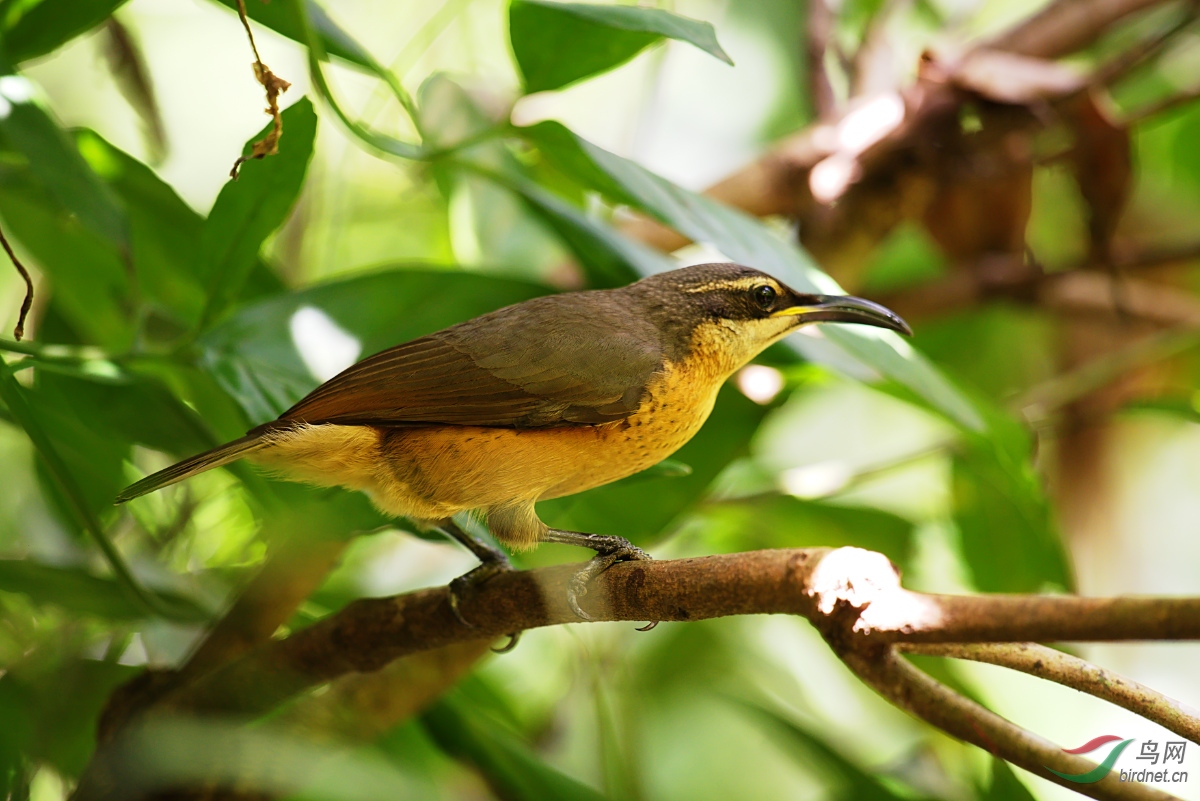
250, 360, 723, 545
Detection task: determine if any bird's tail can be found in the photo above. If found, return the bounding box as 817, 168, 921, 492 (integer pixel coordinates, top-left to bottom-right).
116, 434, 268, 503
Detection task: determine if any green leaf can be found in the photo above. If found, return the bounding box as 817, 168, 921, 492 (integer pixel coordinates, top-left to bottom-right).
509, 0, 731, 93
0, 68, 128, 249
952, 449, 1071, 594
197, 98, 317, 328
983, 758, 1037, 801
0, 166, 133, 347
207, 0, 377, 72
696, 493, 914, 567
494, 171, 674, 287
951, 403, 1073, 593
198, 265, 549, 424
0, 660, 139, 776
735, 700, 924, 801
2, 0, 130, 64
0, 559, 209, 622
0, 363, 189, 620
518, 122, 984, 432
421, 694, 607, 801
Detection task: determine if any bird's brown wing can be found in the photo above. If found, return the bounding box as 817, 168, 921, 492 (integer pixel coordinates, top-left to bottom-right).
276, 293, 664, 428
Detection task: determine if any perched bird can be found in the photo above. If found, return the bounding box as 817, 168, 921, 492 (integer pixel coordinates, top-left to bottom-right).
117, 263, 910, 620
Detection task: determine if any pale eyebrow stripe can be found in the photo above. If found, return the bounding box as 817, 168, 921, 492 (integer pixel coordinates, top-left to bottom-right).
681, 277, 778, 294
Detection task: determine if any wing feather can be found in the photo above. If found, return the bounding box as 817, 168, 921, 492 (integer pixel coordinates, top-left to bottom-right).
277, 292, 664, 428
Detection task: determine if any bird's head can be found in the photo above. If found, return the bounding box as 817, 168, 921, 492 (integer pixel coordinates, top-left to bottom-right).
634, 263, 911, 374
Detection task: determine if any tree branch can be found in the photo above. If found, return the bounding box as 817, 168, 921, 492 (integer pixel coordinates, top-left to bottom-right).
75, 546, 1200, 801
153, 547, 1200, 717
840, 648, 1180, 801
903, 642, 1200, 744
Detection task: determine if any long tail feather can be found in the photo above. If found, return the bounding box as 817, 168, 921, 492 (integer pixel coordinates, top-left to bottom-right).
116, 434, 267, 503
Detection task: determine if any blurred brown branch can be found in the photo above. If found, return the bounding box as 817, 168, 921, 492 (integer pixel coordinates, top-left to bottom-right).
903, 642, 1200, 743
75, 546, 1200, 801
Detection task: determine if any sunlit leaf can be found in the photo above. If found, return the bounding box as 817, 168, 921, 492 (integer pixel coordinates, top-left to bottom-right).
197, 98, 317, 328
509, 0, 731, 93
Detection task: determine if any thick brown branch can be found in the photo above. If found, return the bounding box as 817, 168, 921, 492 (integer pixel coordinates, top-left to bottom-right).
841, 648, 1179, 801
153, 547, 1200, 720
904, 642, 1200, 744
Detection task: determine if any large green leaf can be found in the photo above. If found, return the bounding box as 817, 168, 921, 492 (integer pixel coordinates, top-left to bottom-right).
197, 98, 317, 328
2, 0, 129, 64
79, 129, 284, 330
509, 0, 731, 93
0, 660, 139, 777
0, 363, 199, 620
198, 265, 549, 424
421, 693, 607, 801
0, 67, 128, 249
951, 396, 1072, 593
0, 167, 133, 347
952, 447, 1072, 594
0, 559, 209, 622
516, 122, 984, 432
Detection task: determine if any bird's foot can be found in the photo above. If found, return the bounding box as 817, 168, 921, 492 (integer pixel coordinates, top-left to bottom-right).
447, 559, 523, 653
545, 530, 655, 623
447, 557, 512, 626
440, 520, 522, 651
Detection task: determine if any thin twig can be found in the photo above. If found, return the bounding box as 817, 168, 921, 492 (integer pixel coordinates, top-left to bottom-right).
840, 648, 1179, 801
0, 222, 33, 341
1092, 1, 1200, 87
229, 0, 291, 179
903, 642, 1200, 744
1123, 84, 1200, 125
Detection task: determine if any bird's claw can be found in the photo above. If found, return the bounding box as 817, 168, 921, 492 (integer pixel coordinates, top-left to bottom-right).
492, 632, 521, 653
566, 543, 654, 623
447, 556, 513, 629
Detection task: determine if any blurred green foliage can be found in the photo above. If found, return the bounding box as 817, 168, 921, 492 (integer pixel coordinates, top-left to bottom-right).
0, 0, 1197, 799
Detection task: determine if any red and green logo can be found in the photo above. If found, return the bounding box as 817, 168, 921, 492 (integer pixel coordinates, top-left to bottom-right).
1047, 735, 1135, 784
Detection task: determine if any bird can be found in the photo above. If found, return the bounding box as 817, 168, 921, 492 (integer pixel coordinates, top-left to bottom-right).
117, 263, 910, 622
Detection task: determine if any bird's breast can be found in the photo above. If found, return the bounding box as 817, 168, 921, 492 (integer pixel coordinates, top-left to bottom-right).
535, 356, 722, 500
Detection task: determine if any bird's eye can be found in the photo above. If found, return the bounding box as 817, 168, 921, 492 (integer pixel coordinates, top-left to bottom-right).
753, 284, 777, 309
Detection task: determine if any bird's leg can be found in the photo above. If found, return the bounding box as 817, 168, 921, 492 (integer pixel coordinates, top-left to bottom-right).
440, 520, 520, 650
543, 529, 654, 624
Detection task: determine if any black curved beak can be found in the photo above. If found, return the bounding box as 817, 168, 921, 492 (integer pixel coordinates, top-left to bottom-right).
771, 294, 912, 336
